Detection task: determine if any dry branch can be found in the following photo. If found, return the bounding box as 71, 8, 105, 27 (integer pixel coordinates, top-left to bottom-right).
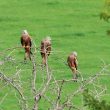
0, 72, 28, 110
31, 54, 37, 94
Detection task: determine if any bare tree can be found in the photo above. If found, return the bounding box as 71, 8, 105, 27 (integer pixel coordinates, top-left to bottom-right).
0, 46, 110, 110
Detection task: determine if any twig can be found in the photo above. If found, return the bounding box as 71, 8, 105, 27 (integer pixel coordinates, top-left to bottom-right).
31, 54, 37, 94
0, 93, 8, 105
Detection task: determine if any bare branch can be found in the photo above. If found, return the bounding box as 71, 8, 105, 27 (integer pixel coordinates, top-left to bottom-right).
31, 54, 37, 94
0, 72, 28, 110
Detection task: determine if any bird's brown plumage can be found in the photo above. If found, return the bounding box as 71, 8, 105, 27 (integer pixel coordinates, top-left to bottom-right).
21, 30, 32, 60
67, 52, 78, 79
40, 37, 51, 65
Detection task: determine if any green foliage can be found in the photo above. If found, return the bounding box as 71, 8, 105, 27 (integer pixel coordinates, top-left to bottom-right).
100, 11, 110, 22
100, 0, 110, 21
83, 89, 110, 110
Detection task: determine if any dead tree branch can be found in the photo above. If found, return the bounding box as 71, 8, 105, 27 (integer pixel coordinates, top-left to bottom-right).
31, 54, 37, 94
0, 72, 28, 110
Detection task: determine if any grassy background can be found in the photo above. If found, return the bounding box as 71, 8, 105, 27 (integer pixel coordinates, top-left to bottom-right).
0, 0, 110, 109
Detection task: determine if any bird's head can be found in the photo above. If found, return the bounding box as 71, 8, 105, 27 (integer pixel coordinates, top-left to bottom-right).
22, 30, 29, 35
45, 36, 51, 41
72, 51, 77, 57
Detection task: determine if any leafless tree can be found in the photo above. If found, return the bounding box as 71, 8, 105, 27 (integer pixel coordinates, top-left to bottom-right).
0, 45, 110, 110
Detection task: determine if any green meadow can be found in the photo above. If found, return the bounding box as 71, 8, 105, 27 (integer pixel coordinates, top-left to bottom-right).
0, 0, 110, 109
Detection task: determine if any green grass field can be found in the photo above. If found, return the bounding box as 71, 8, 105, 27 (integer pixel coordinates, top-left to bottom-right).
0, 0, 110, 110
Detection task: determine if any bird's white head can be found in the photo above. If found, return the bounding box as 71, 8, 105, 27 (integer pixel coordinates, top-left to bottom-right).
45, 36, 51, 41
22, 30, 28, 35
72, 51, 77, 57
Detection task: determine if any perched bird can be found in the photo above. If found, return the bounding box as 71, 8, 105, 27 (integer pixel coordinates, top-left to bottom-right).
21, 30, 32, 60
67, 51, 78, 80
40, 36, 51, 65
